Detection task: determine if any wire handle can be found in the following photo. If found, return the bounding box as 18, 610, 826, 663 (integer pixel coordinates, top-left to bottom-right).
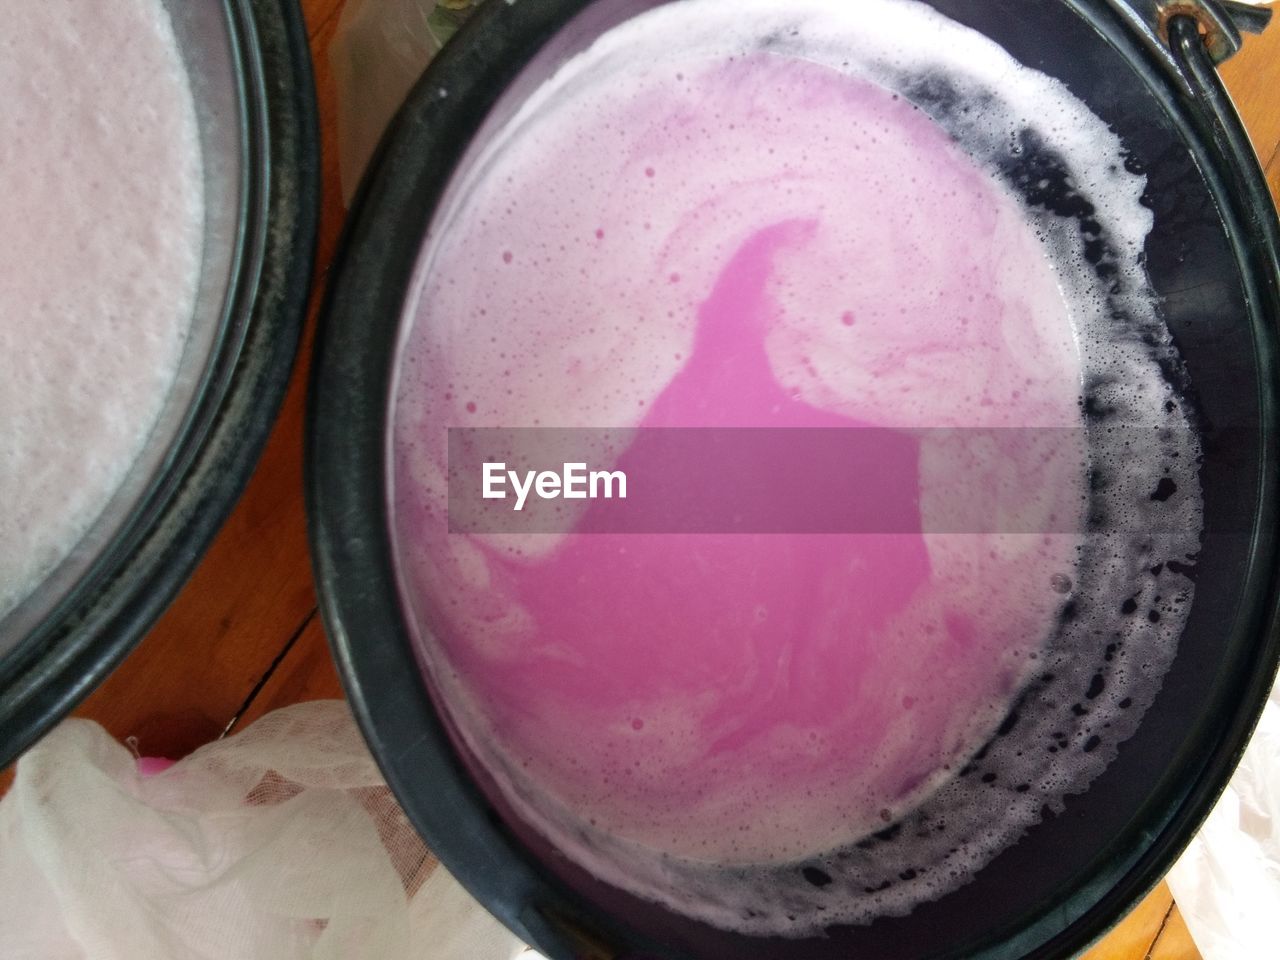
1115, 0, 1272, 63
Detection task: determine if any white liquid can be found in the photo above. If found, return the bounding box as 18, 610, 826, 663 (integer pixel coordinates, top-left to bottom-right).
0, 0, 204, 620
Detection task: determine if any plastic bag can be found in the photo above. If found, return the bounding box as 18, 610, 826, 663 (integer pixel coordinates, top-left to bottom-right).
0, 700, 530, 960
330, 0, 478, 205
5, 695, 1275, 959
1167, 678, 1280, 959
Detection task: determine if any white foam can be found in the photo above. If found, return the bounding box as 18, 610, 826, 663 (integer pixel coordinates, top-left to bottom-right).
0, 0, 204, 619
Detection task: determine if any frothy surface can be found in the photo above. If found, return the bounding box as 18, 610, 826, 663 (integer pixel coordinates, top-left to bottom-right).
391, 0, 1202, 935
0, 0, 203, 619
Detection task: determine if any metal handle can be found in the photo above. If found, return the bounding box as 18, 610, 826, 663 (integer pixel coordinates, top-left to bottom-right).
1113, 0, 1272, 63
1218, 0, 1274, 35
1164, 12, 1280, 272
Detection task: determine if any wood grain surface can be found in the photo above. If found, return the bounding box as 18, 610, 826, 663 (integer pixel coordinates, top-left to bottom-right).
6, 3, 1280, 957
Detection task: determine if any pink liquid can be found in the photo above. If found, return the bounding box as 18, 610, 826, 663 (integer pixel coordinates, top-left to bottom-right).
393, 53, 1084, 864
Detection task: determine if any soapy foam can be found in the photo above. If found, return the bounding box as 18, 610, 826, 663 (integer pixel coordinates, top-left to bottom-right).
390, 0, 1201, 936
0, 0, 204, 620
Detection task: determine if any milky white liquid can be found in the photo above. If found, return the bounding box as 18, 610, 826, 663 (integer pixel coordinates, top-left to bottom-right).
0, 0, 203, 621
392, 0, 1203, 935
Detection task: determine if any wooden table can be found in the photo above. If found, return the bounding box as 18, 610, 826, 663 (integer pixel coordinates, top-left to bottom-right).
7, 3, 1279, 958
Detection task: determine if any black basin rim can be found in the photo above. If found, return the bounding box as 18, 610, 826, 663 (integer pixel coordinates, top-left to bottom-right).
305, 2, 1280, 958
